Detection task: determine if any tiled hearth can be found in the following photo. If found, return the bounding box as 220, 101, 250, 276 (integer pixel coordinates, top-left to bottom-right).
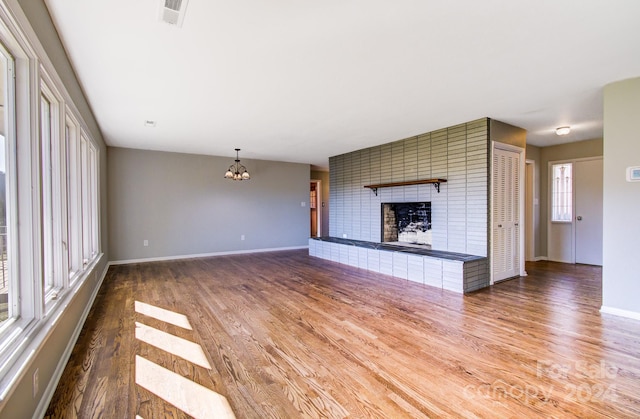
309, 237, 489, 294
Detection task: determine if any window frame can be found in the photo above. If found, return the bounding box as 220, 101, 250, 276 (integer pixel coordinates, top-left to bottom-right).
0, 8, 42, 375
0, 3, 103, 396
88, 142, 99, 257
0, 31, 18, 337
39, 75, 68, 307
65, 110, 82, 285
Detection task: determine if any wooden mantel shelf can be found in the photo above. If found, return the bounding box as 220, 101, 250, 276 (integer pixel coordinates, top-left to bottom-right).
364, 178, 447, 195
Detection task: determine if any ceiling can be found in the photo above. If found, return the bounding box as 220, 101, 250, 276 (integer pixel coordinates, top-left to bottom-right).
44, 0, 640, 169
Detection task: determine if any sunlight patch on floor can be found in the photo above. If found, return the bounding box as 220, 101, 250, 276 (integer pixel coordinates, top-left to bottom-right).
134, 300, 193, 330
134, 300, 235, 417
135, 322, 212, 369
135, 356, 235, 419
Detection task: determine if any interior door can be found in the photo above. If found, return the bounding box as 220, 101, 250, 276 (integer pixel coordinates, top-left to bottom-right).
492, 146, 521, 282
575, 159, 603, 265
548, 162, 575, 263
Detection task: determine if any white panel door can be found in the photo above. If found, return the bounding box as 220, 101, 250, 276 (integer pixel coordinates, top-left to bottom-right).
493, 147, 521, 282
548, 222, 574, 263
575, 159, 603, 265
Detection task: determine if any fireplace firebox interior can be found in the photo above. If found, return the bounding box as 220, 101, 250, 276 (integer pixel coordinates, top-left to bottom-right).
382, 202, 432, 247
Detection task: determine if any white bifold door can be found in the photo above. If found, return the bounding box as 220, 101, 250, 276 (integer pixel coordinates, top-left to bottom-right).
492, 145, 522, 282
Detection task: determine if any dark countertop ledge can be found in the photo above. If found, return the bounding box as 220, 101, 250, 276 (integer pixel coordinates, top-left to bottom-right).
310, 237, 486, 262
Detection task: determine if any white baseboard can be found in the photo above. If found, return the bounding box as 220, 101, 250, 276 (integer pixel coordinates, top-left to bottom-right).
34, 256, 109, 419
534, 256, 548, 261
109, 245, 309, 266
600, 306, 640, 321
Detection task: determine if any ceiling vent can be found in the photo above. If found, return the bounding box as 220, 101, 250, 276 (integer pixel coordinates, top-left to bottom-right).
159, 0, 189, 27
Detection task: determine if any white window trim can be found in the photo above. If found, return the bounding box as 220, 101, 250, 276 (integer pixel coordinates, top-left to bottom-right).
0, 0, 104, 400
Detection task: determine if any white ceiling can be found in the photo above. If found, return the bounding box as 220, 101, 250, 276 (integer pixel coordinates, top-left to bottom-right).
44, 0, 640, 169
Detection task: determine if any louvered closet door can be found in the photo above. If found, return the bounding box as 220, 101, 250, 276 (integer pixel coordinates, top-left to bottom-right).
493, 147, 520, 282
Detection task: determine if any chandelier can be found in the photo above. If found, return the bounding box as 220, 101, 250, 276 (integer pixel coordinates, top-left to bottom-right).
224, 148, 251, 181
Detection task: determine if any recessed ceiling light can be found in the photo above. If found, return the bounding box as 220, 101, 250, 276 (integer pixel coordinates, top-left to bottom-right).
555, 126, 571, 136
144, 120, 157, 127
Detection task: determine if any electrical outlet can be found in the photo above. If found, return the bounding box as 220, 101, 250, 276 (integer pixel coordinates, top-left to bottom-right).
143, 240, 149, 247
301, 201, 306, 207
33, 368, 39, 398
241, 235, 245, 241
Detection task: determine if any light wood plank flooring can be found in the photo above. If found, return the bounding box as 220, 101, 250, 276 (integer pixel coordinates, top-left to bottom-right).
45, 250, 640, 418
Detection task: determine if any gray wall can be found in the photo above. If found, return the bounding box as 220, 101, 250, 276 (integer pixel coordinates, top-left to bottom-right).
490, 119, 527, 148
311, 170, 330, 237
526, 138, 603, 257
108, 147, 310, 261
1, 1, 108, 418
329, 119, 489, 256
602, 77, 640, 315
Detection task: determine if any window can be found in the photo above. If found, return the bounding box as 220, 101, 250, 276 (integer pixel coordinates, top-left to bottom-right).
0, 42, 13, 328
551, 163, 573, 222
63, 120, 100, 284
89, 143, 98, 256
80, 135, 89, 264
41, 89, 55, 296
65, 115, 82, 283
0, 7, 101, 391
41, 79, 66, 304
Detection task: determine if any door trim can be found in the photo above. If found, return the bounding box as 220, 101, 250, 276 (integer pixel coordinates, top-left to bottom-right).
490, 142, 526, 284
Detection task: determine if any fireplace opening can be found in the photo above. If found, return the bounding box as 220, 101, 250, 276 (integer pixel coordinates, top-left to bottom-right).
382, 202, 432, 247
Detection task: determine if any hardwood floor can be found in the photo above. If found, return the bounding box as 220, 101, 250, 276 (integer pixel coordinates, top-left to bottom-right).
45, 250, 640, 418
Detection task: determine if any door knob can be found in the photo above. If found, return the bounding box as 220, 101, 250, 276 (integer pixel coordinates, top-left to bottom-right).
577, 216, 583, 221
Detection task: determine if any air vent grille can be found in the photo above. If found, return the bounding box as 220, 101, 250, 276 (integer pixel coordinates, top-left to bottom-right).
159, 0, 189, 27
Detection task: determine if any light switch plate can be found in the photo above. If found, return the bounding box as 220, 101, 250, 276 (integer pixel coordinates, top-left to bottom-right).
627, 166, 640, 182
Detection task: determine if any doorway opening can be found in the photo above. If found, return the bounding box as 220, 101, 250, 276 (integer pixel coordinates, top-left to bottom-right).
310, 180, 322, 237
525, 160, 535, 261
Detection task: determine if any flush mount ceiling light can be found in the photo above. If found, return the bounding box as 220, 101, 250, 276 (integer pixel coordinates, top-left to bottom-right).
224, 148, 251, 181
555, 126, 571, 136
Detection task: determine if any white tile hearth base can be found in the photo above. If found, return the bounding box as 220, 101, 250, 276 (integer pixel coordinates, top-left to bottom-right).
309, 238, 489, 294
